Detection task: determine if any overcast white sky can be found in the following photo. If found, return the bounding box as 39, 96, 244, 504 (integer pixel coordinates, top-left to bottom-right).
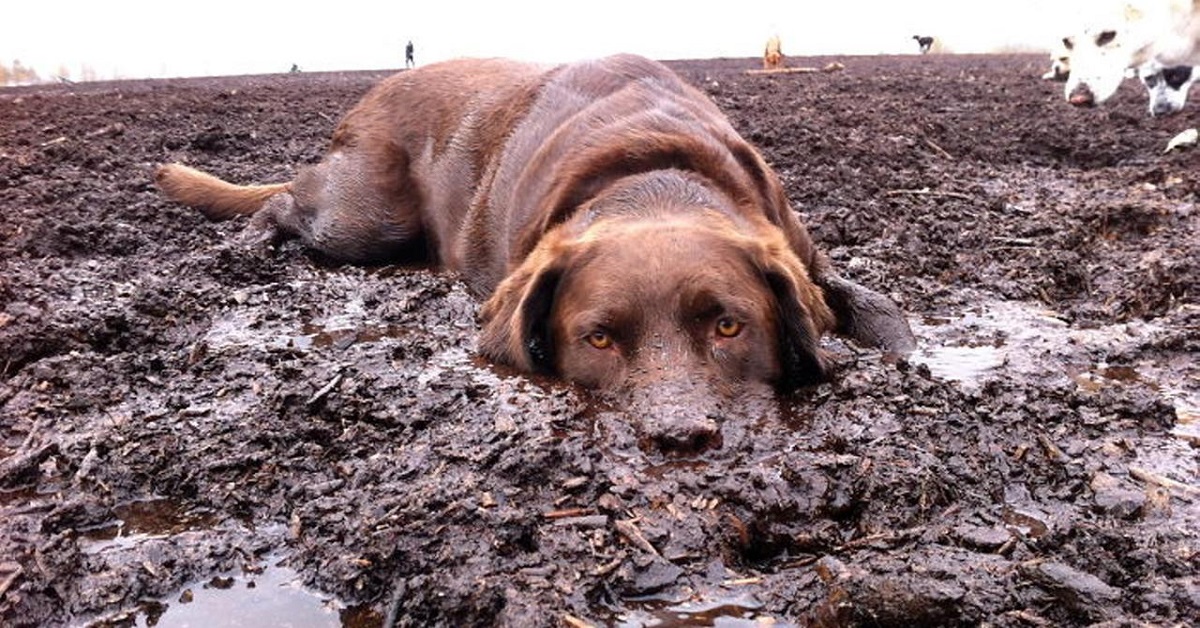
6, 1, 1080, 80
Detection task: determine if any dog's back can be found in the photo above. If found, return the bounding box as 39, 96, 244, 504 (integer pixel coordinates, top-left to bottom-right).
158, 58, 552, 266
156, 55, 808, 293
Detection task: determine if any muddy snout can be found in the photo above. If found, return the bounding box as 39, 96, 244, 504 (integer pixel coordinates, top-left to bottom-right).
640, 403, 723, 455
628, 378, 726, 456
1068, 84, 1096, 107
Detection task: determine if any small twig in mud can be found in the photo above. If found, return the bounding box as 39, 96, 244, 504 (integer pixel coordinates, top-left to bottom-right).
744, 67, 821, 75
995, 537, 1019, 556
614, 519, 661, 557
1003, 609, 1053, 626
922, 136, 954, 159
1129, 466, 1199, 501
306, 369, 344, 406
0, 562, 23, 598
1036, 433, 1068, 463
834, 525, 926, 552
883, 187, 974, 201
21, 418, 45, 451
779, 555, 820, 569
562, 614, 597, 628
86, 123, 125, 138
990, 237, 1038, 247
551, 515, 609, 529
561, 476, 590, 490
722, 576, 764, 586
317, 111, 335, 124
591, 555, 625, 576
542, 507, 591, 519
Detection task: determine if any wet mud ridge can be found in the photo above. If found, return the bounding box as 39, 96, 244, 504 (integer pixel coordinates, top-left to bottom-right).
1, 55, 1197, 626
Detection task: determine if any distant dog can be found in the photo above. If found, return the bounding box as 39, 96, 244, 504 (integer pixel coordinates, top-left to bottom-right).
1062, 0, 1200, 106
1041, 42, 1072, 80
913, 35, 934, 54
155, 54, 915, 451
1138, 60, 1197, 114
764, 35, 784, 69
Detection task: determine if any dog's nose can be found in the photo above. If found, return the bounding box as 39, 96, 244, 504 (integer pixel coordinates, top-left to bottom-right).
626, 354, 726, 455
1068, 86, 1096, 107
651, 412, 721, 455
652, 415, 715, 453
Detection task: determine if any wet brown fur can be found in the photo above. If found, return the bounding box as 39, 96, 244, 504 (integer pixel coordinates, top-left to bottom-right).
155, 54, 913, 406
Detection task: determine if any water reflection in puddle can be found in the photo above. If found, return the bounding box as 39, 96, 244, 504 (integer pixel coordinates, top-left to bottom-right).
908, 298, 1068, 387
616, 592, 782, 628
80, 498, 218, 554
128, 555, 380, 628
910, 343, 1004, 385
908, 293, 1197, 434
202, 296, 411, 355
77, 505, 379, 628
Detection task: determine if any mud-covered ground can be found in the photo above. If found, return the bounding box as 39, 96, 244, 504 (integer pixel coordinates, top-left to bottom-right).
1, 54, 1197, 627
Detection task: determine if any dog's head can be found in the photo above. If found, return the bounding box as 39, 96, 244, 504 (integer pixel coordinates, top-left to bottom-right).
1042, 44, 1072, 81
1061, 2, 1171, 106
1138, 61, 1196, 115
477, 173, 835, 453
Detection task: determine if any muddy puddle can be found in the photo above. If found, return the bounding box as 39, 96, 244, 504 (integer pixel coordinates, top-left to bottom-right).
107, 553, 375, 628
911, 290, 1199, 428
614, 592, 779, 627
79, 498, 218, 555
75, 501, 373, 628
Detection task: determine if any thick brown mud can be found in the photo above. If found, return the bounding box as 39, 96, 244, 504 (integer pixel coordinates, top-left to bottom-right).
1, 54, 1197, 626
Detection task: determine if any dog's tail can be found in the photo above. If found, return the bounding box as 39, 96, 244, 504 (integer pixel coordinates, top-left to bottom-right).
155, 163, 290, 220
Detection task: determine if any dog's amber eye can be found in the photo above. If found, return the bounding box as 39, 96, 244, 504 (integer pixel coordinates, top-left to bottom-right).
715, 317, 743, 338
586, 330, 613, 349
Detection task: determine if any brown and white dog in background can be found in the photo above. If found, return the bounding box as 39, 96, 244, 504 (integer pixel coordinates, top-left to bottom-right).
764, 35, 784, 69
156, 54, 915, 451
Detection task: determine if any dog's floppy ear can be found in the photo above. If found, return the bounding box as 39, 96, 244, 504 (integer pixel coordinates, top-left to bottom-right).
817, 273, 917, 356
477, 242, 570, 374
750, 238, 837, 390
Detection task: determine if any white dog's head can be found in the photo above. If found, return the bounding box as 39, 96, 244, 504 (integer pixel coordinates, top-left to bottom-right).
1139, 61, 1197, 115
1042, 43, 1072, 81
1061, 1, 1176, 106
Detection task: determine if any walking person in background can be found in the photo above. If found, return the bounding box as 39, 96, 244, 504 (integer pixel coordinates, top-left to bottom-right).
405, 41, 415, 68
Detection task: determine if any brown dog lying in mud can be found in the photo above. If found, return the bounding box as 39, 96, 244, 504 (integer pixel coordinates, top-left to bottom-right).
156, 54, 915, 451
